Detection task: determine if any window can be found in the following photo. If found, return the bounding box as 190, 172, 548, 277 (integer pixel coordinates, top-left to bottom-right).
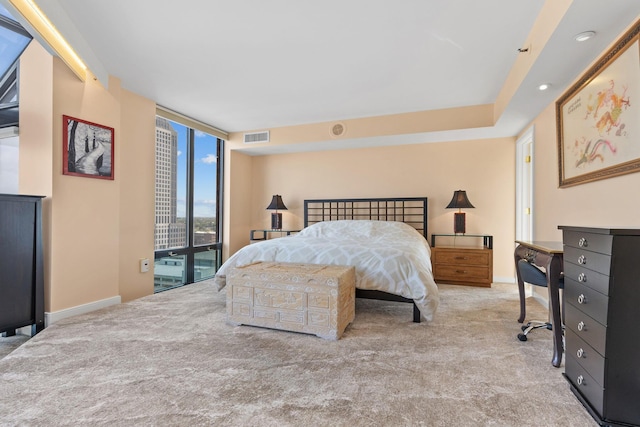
153, 115, 224, 292
0, 6, 32, 129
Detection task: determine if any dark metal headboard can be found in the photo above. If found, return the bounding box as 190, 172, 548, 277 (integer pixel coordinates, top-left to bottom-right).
304, 197, 428, 237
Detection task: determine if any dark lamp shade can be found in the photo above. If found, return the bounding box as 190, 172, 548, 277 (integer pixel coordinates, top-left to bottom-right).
445, 190, 475, 209
266, 195, 287, 230
266, 195, 288, 211
445, 190, 474, 234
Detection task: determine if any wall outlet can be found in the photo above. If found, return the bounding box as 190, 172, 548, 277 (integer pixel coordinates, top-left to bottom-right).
140, 258, 150, 273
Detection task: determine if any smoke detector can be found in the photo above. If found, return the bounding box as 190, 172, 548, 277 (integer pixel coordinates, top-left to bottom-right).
330, 123, 346, 138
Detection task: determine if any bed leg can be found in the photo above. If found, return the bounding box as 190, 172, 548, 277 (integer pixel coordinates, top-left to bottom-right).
412, 303, 421, 323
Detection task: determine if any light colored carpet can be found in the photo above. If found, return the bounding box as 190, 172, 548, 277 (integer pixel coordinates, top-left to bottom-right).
0, 281, 595, 426
0, 334, 28, 359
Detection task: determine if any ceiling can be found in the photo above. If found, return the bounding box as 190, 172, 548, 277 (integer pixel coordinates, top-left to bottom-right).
6, 0, 640, 153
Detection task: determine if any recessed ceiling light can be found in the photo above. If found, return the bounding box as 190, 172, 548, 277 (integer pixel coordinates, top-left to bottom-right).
538, 83, 551, 91
575, 31, 596, 42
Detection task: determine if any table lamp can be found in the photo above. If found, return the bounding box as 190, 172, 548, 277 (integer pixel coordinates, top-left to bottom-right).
446, 190, 474, 234
266, 195, 287, 230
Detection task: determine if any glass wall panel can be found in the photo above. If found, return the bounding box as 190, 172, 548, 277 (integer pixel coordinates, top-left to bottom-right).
194, 250, 219, 281
154, 117, 188, 250
154, 255, 186, 292
192, 130, 218, 247
154, 114, 223, 292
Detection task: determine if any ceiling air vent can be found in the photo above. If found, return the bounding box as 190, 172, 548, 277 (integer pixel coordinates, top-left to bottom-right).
243, 131, 270, 144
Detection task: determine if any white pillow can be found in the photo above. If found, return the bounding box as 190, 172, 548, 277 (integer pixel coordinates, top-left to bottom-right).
298, 220, 420, 240
298, 220, 375, 239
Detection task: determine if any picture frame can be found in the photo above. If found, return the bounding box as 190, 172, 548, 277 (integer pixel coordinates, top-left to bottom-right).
556, 20, 640, 188
63, 115, 114, 180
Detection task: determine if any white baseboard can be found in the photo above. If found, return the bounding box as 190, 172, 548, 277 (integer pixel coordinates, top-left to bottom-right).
45, 296, 121, 326
493, 276, 516, 284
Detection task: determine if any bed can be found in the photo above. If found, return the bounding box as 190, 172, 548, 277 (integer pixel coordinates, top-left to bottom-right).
214, 197, 439, 322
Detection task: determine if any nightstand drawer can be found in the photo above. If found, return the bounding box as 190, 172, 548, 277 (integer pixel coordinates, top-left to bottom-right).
432, 248, 490, 266
433, 265, 491, 282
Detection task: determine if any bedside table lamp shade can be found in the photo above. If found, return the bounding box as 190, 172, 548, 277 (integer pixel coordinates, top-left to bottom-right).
446, 190, 474, 234
266, 195, 288, 230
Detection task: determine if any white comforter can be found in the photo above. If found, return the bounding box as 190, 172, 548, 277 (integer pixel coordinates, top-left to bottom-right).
214, 220, 439, 321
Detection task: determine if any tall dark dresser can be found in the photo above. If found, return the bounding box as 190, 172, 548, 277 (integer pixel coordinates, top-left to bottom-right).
559, 226, 640, 427
0, 194, 45, 336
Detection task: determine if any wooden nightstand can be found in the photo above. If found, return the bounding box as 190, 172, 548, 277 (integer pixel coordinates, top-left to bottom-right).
430, 234, 493, 287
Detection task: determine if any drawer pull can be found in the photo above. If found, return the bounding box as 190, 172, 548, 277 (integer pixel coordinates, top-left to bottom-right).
455, 270, 467, 274
454, 257, 468, 260
576, 348, 584, 358
578, 255, 586, 265
577, 294, 586, 304
578, 273, 587, 283
577, 375, 585, 386
578, 237, 588, 248
577, 321, 585, 332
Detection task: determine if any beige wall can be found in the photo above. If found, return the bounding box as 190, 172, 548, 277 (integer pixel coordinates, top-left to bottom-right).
527, 20, 640, 241
118, 90, 156, 302
19, 42, 155, 314
49, 60, 121, 310
224, 149, 254, 258
18, 42, 55, 308
233, 137, 516, 281
530, 103, 640, 241
228, 104, 494, 153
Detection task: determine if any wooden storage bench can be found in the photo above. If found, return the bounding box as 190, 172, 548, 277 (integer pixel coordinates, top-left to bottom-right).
226, 262, 355, 340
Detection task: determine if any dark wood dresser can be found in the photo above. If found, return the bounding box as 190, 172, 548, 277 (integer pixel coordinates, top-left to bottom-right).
559, 226, 640, 427
0, 194, 45, 336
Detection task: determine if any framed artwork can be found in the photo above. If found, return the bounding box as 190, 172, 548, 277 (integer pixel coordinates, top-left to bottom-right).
63, 115, 114, 180
556, 20, 640, 188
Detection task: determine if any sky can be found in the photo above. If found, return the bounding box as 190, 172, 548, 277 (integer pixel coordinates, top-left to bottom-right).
171, 121, 218, 218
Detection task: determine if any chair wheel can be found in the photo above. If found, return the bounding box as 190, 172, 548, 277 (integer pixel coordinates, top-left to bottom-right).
521, 325, 528, 332
517, 333, 528, 342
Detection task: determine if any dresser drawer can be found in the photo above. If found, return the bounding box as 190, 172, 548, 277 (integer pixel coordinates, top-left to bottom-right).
563, 230, 613, 255
565, 329, 605, 386
432, 248, 490, 266
566, 355, 604, 417
563, 262, 610, 296
565, 278, 609, 325
565, 303, 607, 356
564, 246, 611, 276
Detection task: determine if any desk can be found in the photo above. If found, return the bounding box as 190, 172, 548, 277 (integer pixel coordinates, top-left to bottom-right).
514, 240, 564, 368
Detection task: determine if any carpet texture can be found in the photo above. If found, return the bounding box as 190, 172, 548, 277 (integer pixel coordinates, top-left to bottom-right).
0, 281, 595, 426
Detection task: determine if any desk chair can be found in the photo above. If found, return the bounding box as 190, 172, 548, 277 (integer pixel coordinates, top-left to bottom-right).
516, 259, 564, 342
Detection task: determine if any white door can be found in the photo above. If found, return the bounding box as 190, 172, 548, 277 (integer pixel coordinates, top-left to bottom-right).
516, 128, 534, 241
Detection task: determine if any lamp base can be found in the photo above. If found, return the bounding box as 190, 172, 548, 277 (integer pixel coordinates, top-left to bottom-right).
271, 212, 282, 230
453, 212, 466, 234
